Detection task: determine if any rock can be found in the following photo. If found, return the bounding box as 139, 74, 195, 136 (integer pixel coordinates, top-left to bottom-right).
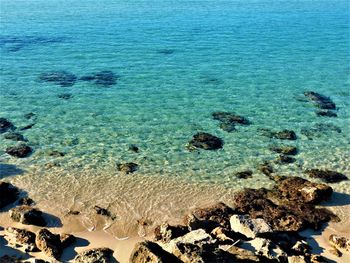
80, 70, 117, 87
48, 150, 65, 157
273, 130, 297, 140
219, 122, 236, 132
130, 241, 181, 263
210, 227, 235, 244
291, 240, 311, 254
187, 132, 224, 150
276, 154, 296, 164
301, 123, 341, 140
310, 254, 327, 263
184, 202, 234, 230
129, 144, 139, 153
4, 132, 27, 142
35, 229, 62, 259
6, 143, 33, 158
117, 162, 138, 174
4, 227, 37, 252
18, 197, 35, 206
0, 181, 19, 208
316, 110, 337, 117
329, 234, 350, 253
39, 70, 77, 87
328, 247, 342, 257
230, 214, 272, 238
10, 205, 46, 226
305, 169, 348, 183
248, 237, 287, 261
234, 170, 253, 179
60, 233, 76, 248
288, 255, 308, 263
269, 145, 298, 155
220, 244, 260, 262
93, 205, 115, 220
19, 123, 35, 131
0, 117, 15, 133
258, 162, 274, 177
304, 91, 336, 110
154, 223, 189, 243
275, 176, 333, 204
58, 93, 72, 100
24, 112, 36, 119
212, 112, 250, 125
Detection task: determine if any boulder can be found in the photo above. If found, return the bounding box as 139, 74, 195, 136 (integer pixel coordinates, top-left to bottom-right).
10, 206, 46, 226
269, 145, 298, 155
39, 70, 77, 87
4, 227, 37, 252
0, 117, 15, 133
4, 132, 27, 142
35, 229, 62, 259
130, 241, 180, 263
6, 143, 33, 158
187, 132, 224, 151
304, 91, 336, 110
0, 181, 19, 208
328, 234, 350, 253
117, 162, 139, 174
210, 227, 235, 244
154, 223, 189, 243
305, 169, 348, 183
234, 170, 253, 179
248, 237, 287, 261
230, 214, 272, 238
220, 244, 260, 262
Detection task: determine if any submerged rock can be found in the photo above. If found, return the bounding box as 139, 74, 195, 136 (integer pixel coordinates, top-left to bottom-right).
129, 144, 139, 153
212, 111, 250, 125
230, 214, 272, 238
304, 91, 336, 110
24, 112, 36, 120
0, 182, 19, 208
6, 143, 33, 158
269, 145, 298, 155
93, 205, 116, 220
157, 49, 175, 55
187, 132, 224, 150
154, 223, 189, 243
130, 241, 181, 263
117, 162, 138, 174
19, 123, 35, 131
276, 154, 296, 164
47, 150, 65, 157
0, 117, 15, 133
234, 170, 253, 179
10, 206, 46, 226
258, 162, 274, 177
305, 169, 348, 183
4, 227, 37, 252
4, 132, 27, 142
35, 229, 62, 259
58, 93, 72, 100
316, 110, 337, 117
219, 122, 236, 132
39, 70, 77, 87
80, 70, 117, 87
301, 123, 342, 139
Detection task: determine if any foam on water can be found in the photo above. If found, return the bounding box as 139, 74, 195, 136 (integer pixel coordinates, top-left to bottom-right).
0, 0, 349, 236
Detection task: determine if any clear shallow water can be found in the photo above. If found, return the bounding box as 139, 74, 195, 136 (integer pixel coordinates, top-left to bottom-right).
0, 0, 350, 236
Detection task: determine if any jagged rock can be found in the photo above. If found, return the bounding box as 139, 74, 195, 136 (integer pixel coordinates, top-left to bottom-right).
6, 143, 33, 158
117, 162, 138, 174
60, 233, 76, 248
269, 145, 298, 155
0, 117, 15, 133
234, 170, 253, 179
276, 154, 296, 164
316, 110, 337, 117
288, 255, 308, 263
220, 244, 260, 262
39, 70, 77, 87
230, 214, 272, 238
305, 169, 348, 183
4, 227, 37, 252
4, 132, 27, 142
187, 132, 224, 150
0, 181, 19, 208
184, 202, 234, 230
10, 206, 46, 226
35, 229, 62, 259
248, 237, 287, 261
80, 70, 118, 87
329, 234, 350, 253
154, 223, 189, 243
18, 197, 35, 206
304, 91, 336, 110
130, 241, 180, 263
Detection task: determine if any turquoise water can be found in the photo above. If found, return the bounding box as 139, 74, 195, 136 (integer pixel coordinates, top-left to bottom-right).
0, 0, 349, 236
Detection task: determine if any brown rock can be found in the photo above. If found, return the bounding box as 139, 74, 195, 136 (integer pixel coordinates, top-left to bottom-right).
117, 162, 138, 174
130, 241, 181, 263
6, 143, 33, 158
305, 169, 348, 183
187, 132, 224, 150
60, 233, 76, 248
329, 234, 350, 253
154, 223, 188, 243
9, 206, 46, 226
35, 229, 62, 259
0, 181, 19, 208
234, 170, 253, 179
74, 247, 115, 263
4, 227, 37, 252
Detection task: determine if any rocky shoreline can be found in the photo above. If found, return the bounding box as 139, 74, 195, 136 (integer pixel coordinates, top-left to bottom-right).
1, 173, 349, 262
